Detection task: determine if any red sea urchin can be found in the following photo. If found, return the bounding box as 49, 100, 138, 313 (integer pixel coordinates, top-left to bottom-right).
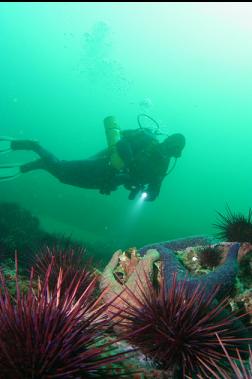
34, 246, 95, 298
0, 261, 131, 379
196, 334, 252, 379
118, 272, 251, 378
214, 205, 252, 243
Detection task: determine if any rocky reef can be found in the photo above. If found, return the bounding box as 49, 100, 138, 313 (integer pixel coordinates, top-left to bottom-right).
1, 202, 252, 378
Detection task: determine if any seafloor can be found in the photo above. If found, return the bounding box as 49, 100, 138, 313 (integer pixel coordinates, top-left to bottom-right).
0, 201, 251, 378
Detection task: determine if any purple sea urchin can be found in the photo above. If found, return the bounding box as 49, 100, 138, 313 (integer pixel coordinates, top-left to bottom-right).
118, 272, 251, 378
198, 246, 222, 269
0, 261, 130, 378
214, 205, 252, 243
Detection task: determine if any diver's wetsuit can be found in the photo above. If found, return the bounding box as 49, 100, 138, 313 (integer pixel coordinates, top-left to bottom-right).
13, 128, 171, 200
15, 141, 124, 194
117, 128, 170, 200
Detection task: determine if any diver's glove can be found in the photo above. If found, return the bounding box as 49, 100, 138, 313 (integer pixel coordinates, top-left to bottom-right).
144, 192, 157, 201
144, 184, 160, 201
128, 186, 141, 200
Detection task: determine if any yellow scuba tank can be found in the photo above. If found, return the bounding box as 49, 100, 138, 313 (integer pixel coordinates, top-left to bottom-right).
104, 116, 124, 170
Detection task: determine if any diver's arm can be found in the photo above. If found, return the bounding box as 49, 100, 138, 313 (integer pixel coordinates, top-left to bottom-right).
145, 152, 170, 201
145, 176, 164, 201
116, 139, 134, 166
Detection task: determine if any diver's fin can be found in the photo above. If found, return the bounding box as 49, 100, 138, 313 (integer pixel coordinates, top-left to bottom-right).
0, 137, 14, 154
0, 163, 21, 181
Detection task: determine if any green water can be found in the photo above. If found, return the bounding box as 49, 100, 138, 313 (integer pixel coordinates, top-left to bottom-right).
1, 2, 252, 255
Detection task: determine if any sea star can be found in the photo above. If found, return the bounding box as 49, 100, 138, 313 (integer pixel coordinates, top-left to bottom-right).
100, 248, 160, 321
100, 236, 214, 301
100, 239, 252, 378
139, 240, 252, 301
100, 238, 252, 324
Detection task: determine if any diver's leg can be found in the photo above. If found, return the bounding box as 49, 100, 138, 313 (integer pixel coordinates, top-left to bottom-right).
11, 140, 63, 177
1, 140, 111, 186
0, 138, 43, 154
11, 140, 39, 151
20, 159, 48, 173
10, 140, 125, 190
11, 140, 58, 162
9, 140, 108, 187
0, 141, 60, 181
18, 155, 110, 188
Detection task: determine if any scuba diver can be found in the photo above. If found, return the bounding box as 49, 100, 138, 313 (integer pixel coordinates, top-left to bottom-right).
0, 115, 186, 201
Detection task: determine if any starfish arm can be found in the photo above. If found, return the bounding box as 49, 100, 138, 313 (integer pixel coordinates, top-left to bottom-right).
186, 243, 240, 300
139, 236, 214, 256
142, 245, 188, 293
100, 250, 123, 294
157, 245, 187, 276
100, 249, 160, 324
126, 249, 160, 295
